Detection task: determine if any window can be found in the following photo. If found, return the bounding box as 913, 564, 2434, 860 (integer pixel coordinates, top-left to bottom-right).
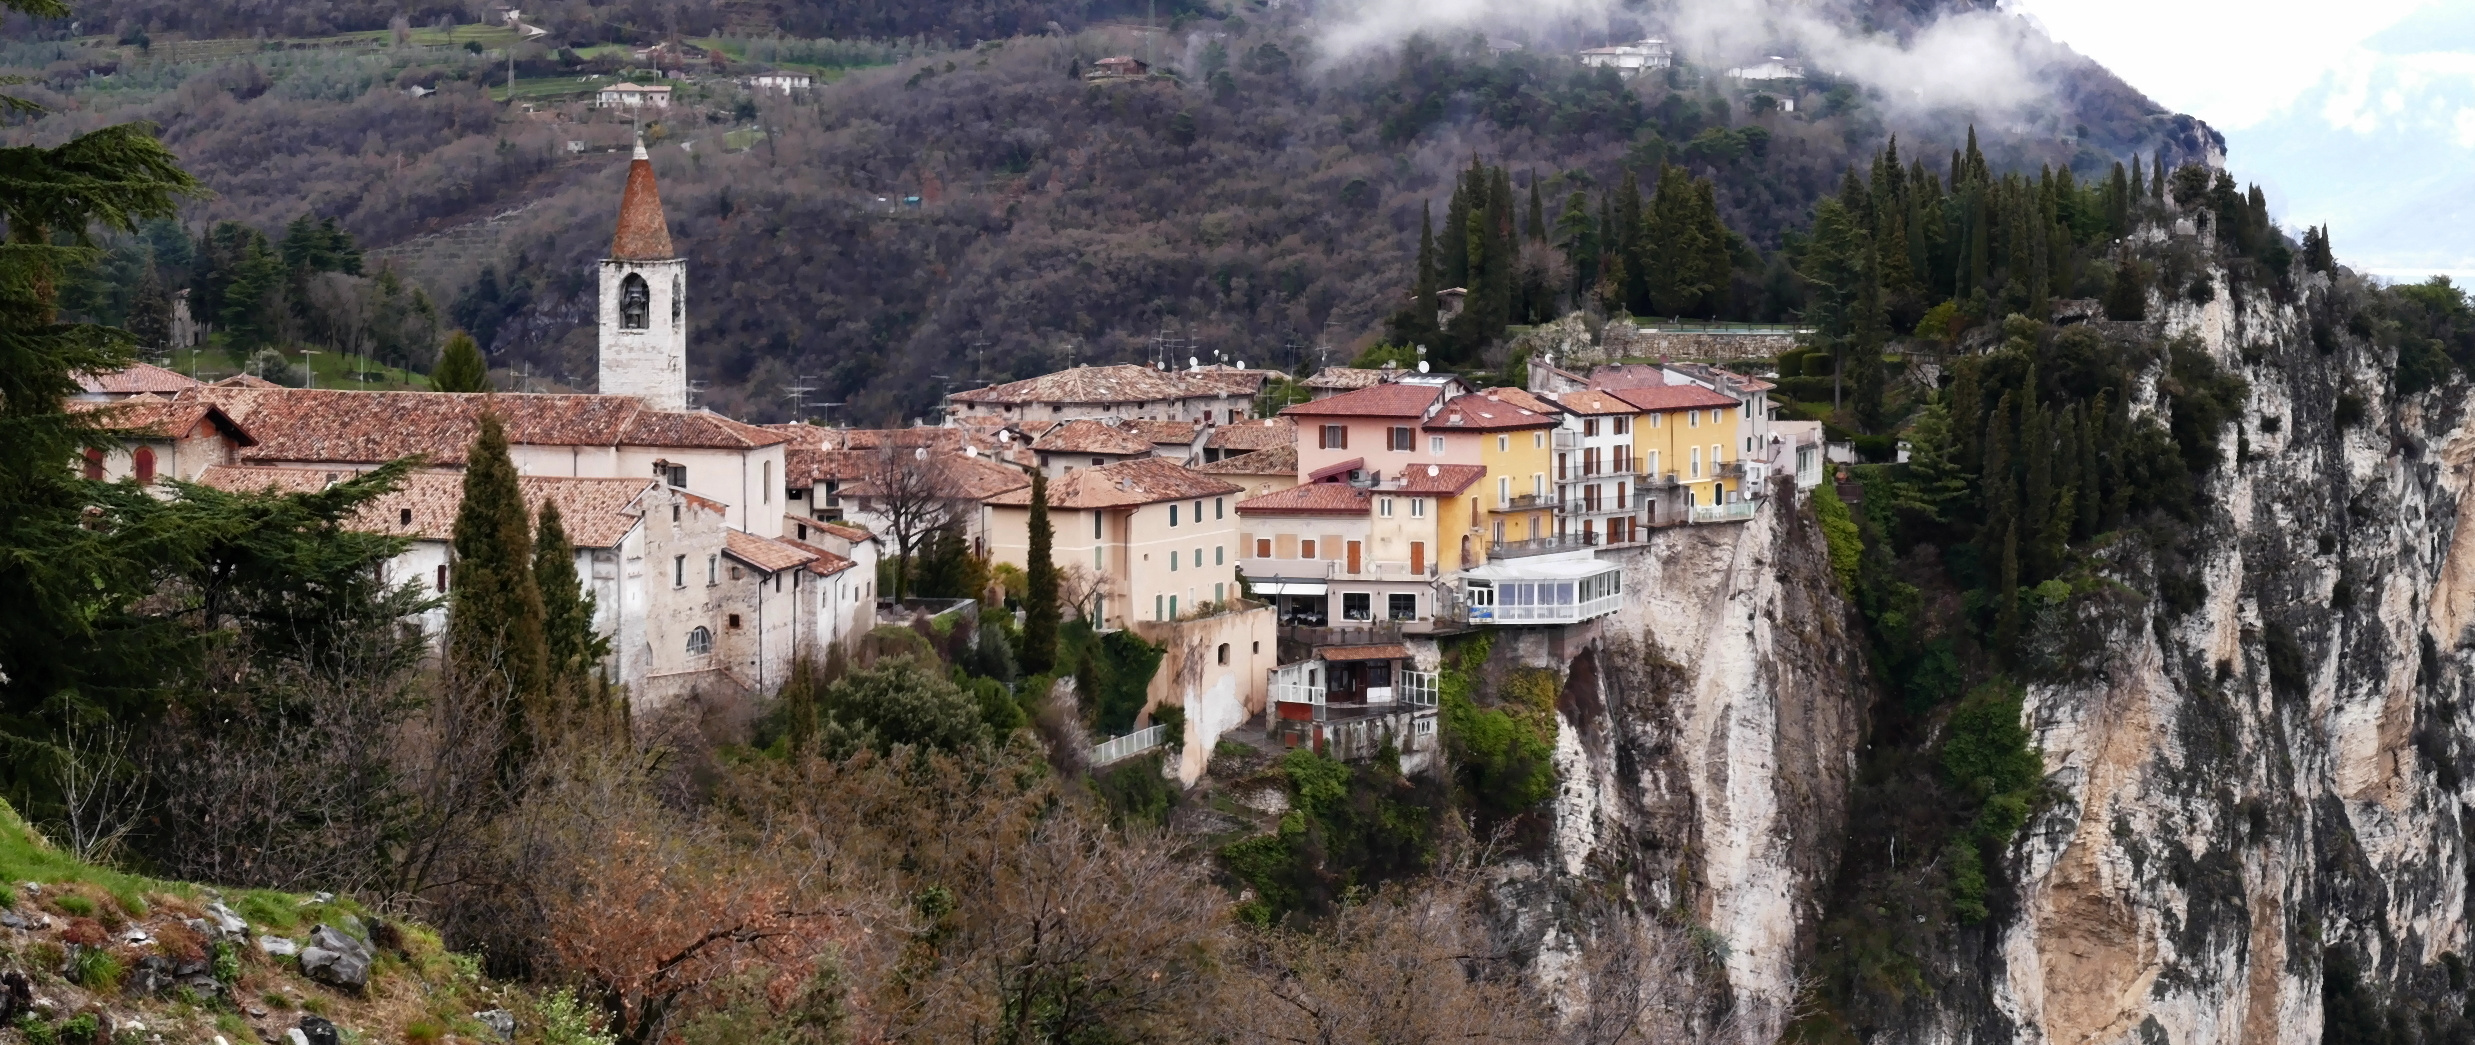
1215, 581, 1225, 603
1648, 450, 1661, 476
1712, 445, 1724, 472
1430, 435, 1445, 455
1170, 504, 1179, 527
1215, 497, 1225, 519
671, 503, 681, 522
1712, 408, 1726, 425
1252, 641, 1260, 654
1494, 517, 1505, 541
686, 626, 712, 654
1217, 642, 1230, 665
659, 463, 686, 487
1410, 498, 1426, 518
1651, 412, 1662, 428
401, 508, 414, 525
673, 555, 686, 587
437, 564, 449, 591
1558, 453, 1569, 480
620, 273, 650, 329
708, 555, 719, 585
1156, 594, 1164, 620
1300, 539, 1316, 558
1170, 595, 1178, 618
762, 461, 772, 503
1380, 497, 1395, 518
1497, 434, 1509, 452
727, 613, 742, 629
1688, 410, 1700, 428
1319, 424, 1348, 449
1170, 550, 1179, 571
1498, 476, 1510, 505
1690, 446, 1703, 477
672, 275, 682, 326
1194, 500, 1203, 521
1612, 416, 1629, 435
1583, 418, 1599, 437
1389, 426, 1414, 451
81, 448, 102, 480
1094, 512, 1104, 539
1342, 592, 1372, 621
132, 446, 155, 483
1533, 474, 1546, 498
1533, 432, 1545, 449
1214, 545, 1224, 565
1257, 538, 1271, 557
1388, 593, 1417, 620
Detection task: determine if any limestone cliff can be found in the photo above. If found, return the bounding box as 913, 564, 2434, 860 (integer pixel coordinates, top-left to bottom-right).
1494, 240, 2474, 1044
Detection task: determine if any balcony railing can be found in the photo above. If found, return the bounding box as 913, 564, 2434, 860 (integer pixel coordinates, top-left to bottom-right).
1489, 533, 1600, 557
1239, 558, 1438, 582
1691, 501, 1759, 524
1088, 723, 1170, 766
1271, 680, 1327, 707
1502, 492, 1550, 510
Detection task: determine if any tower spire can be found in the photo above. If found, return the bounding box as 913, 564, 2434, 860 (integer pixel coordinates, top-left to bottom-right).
599, 139, 687, 410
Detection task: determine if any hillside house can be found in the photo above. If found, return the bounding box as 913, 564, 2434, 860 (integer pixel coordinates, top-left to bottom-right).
1425, 390, 1560, 547
747, 72, 813, 92
1267, 644, 1438, 764
945, 363, 1272, 426
1191, 445, 1299, 501
69, 395, 253, 486
1030, 418, 1158, 475
74, 362, 198, 402
1087, 55, 1150, 80
1578, 38, 1674, 77
1610, 383, 1750, 524
983, 457, 1243, 628
596, 82, 673, 108
1202, 416, 1294, 462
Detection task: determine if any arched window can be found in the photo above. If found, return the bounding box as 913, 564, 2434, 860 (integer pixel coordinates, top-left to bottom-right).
132, 446, 156, 484
620, 273, 650, 329
1216, 643, 1230, 666
686, 626, 712, 655
82, 447, 103, 480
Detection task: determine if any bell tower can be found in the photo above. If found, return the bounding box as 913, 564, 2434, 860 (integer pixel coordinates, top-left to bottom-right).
598, 138, 687, 410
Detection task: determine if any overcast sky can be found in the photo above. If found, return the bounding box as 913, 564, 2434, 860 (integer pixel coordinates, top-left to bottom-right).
2007, 0, 2475, 279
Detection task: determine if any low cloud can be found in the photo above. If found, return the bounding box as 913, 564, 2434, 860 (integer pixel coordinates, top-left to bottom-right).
1315, 0, 2086, 120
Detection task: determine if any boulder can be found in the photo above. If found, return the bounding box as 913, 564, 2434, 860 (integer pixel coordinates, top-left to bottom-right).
298, 925, 371, 992
296, 1015, 342, 1045
202, 901, 249, 939
122, 956, 175, 996
258, 935, 299, 957
473, 1009, 516, 1040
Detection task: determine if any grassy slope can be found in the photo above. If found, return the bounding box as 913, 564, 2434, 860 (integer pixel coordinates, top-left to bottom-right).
0, 800, 562, 1045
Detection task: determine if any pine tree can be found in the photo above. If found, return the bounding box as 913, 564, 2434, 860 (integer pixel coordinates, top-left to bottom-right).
449, 414, 551, 776
1385, 203, 1444, 350
1021, 472, 1060, 675
432, 330, 490, 393
1897, 397, 1973, 521
2129, 154, 2145, 208
1442, 165, 1473, 289
2304, 225, 2335, 273
535, 500, 606, 700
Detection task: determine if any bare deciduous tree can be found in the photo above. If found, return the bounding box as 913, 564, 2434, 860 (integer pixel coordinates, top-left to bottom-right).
45, 721, 149, 865
850, 444, 967, 602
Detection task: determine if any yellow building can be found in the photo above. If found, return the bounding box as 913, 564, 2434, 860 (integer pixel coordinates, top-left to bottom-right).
1611, 383, 1746, 522
1422, 389, 1560, 546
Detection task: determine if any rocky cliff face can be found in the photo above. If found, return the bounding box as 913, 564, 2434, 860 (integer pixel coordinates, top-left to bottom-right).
1489, 480, 1873, 1043
1497, 241, 2474, 1044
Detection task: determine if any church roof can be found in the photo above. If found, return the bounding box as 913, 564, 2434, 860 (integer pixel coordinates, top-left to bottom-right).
609, 142, 675, 261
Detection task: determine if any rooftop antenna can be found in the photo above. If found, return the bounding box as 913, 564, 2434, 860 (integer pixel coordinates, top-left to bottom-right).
300, 348, 318, 389
686, 378, 706, 408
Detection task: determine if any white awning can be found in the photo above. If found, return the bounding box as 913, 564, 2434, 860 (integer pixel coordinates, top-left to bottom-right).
1252, 582, 1329, 596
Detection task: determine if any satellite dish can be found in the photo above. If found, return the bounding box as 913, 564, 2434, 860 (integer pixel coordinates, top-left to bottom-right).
964, 445, 978, 458
1189, 356, 1199, 369
1237, 360, 1247, 369
1417, 360, 1430, 373
1427, 465, 1439, 476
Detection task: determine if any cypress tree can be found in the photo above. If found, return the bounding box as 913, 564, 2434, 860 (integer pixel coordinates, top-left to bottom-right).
2028, 217, 2051, 319
1442, 169, 1472, 288
2020, 394, 2055, 579
535, 500, 606, 701
2075, 400, 2103, 541
2129, 155, 2146, 206
128, 262, 172, 352
1526, 176, 1546, 243
1386, 203, 1444, 349
2151, 154, 2166, 201
2104, 259, 2148, 320
1694, 179, 1733, 319
1556, 190, 1597, 297
1616, 167, 1647, 314
449, 414, 550, 776
1022, 472, 1060, 674
432, 331, 490, 393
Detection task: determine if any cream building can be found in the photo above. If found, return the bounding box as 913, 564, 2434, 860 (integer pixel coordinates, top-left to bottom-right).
982, 457, 1243, 628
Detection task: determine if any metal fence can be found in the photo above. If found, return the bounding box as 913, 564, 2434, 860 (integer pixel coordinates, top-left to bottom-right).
1691, 501, 1759, 524
1088, 723, 1169, 766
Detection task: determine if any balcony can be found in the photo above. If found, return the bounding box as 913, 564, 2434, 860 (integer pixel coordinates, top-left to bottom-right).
1691, 500, 1759, 524
1489, 532, 1600, 558
1498, 492, 1551, 511
1634, 471, 1685, 490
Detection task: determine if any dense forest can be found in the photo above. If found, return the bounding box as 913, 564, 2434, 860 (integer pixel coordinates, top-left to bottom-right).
4, 0, 2225, 421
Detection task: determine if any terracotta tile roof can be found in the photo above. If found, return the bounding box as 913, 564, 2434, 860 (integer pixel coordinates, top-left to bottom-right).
1030, 419, 1155, 456
948, 364, 1266, 407
1192, 445, 1296, 476
1321, 643, 1409, 662
212, 374, 283, 389
1424, 393, 1560, 432
1385, 463, 1486, 495
1117, 418, 1200, 445
1609, 384, 1742, 412
185, 388, 781, 465
1487, 387, 1564, 416
1279, 382, 1442, 419
1234, 482, 1371, 516
1665, 362, 1777, 393
828, 448, 1030, 502
1306, 457, 1363, 482
196, 466, 654, 548
69, 395, 255, 444
76, 362, 200, 396
1552, 389, 1644, 416
724, 529, 818, 574
1206, 416, 1294, 451
1302, 367, 1389, 391
779, 535, 858, 577
985, 455, 1238, 509
609, 147, 676, 260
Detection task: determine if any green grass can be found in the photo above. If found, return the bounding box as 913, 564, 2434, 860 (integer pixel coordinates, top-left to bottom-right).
491, 75, 618, 103
165, 344, 429, 391
0, 798, 185, 914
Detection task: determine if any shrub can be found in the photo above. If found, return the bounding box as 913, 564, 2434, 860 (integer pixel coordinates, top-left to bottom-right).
1093, 752, 1176, 828
818, 656, 984, 755
69, 945, 122, 991
2335, 392, 2367, 428
1813, 482, 1862, 590
1941, 682, 2044, 921
535, 990, 617, 1045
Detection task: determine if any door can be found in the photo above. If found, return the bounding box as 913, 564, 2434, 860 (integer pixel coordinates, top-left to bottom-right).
1409, 541, 1425, 574
1346, 540, 1361, 574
